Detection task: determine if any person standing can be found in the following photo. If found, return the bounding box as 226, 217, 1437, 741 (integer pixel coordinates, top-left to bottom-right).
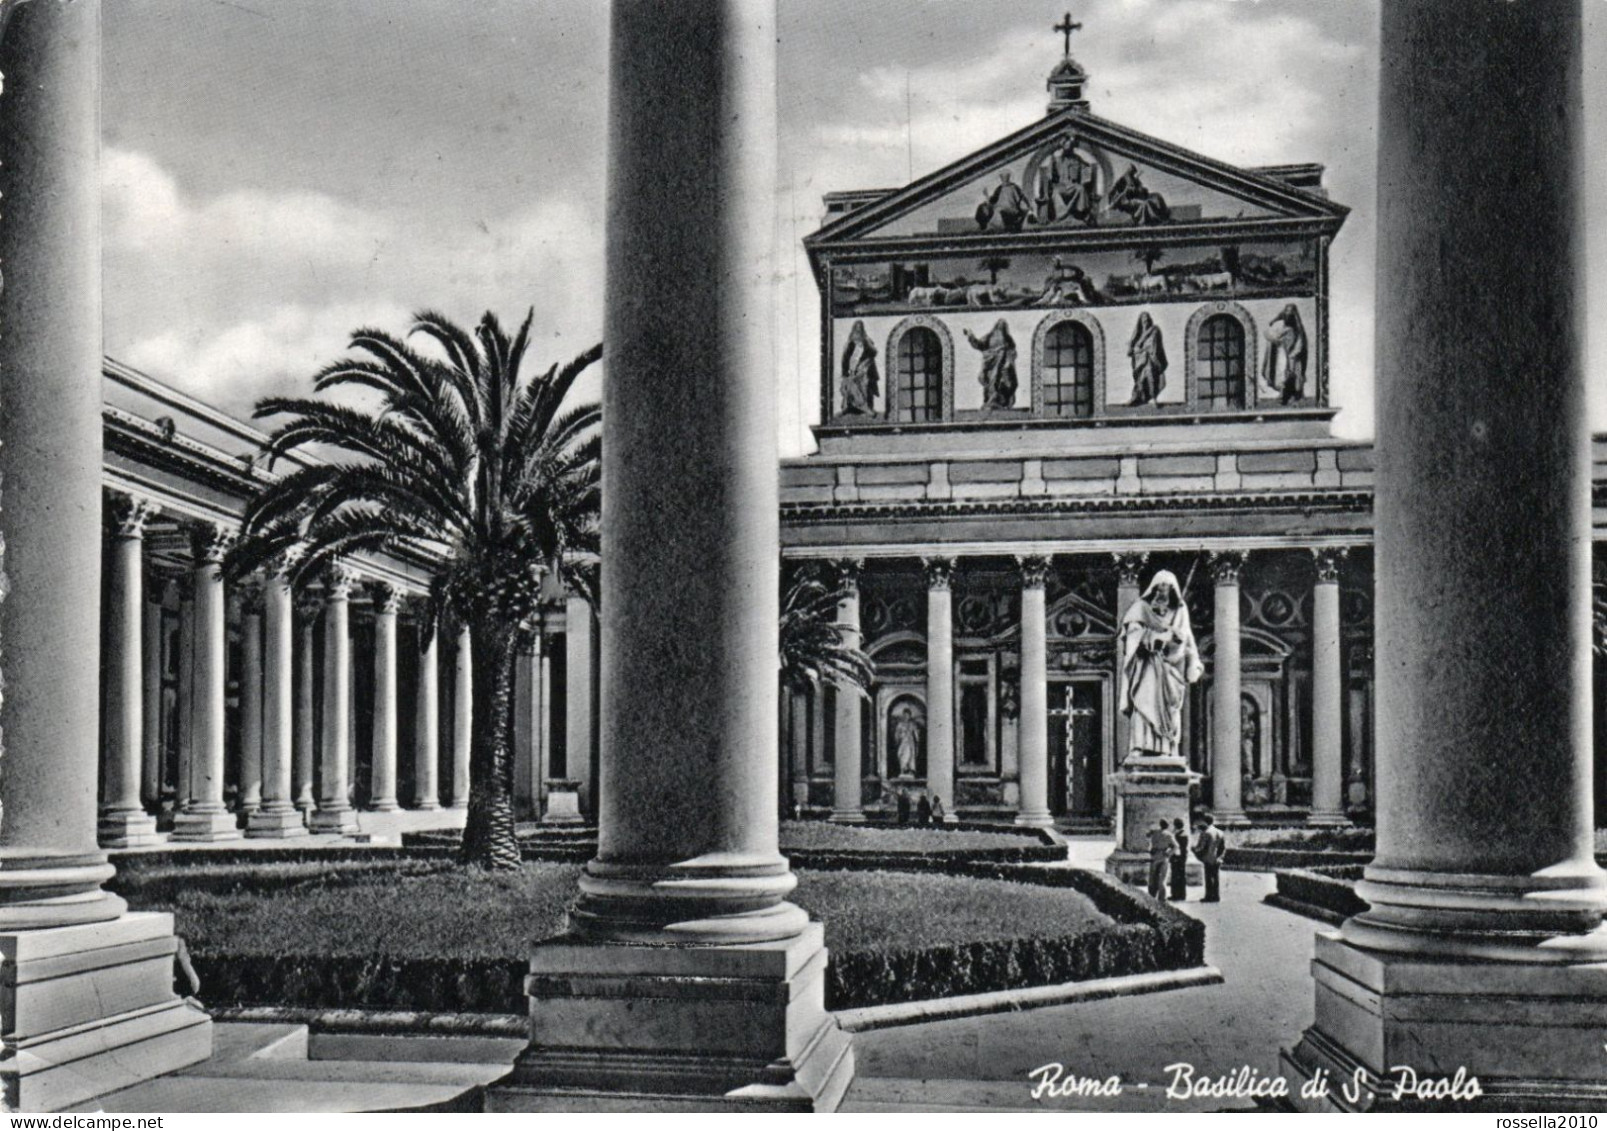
1147, 818, 1177, 900
1170, 817, 1190, 901
1194, 813, 1226, 903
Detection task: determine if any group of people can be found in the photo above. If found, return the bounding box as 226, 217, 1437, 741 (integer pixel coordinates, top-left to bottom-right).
1147, 812, 1226, 903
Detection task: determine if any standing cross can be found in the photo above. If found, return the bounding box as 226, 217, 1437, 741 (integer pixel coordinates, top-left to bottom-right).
1049, 684, 1098, 801
1054, 12, 1083, 56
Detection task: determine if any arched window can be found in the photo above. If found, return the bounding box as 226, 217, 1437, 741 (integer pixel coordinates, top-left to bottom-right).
1042, 320, 1095, 418
895, 327, 943, 422
1197, 313, 1246, 409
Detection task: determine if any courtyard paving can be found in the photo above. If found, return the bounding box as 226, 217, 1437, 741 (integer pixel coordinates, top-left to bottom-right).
76, 834, 1325, 1114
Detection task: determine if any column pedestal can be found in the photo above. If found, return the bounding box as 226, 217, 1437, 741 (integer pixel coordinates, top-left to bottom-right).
1104, 762, 1201, 886
542, 780, 585, 825
488, 924, 854, 1113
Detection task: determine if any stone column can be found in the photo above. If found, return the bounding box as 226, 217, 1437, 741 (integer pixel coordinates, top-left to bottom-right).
141, 572, 168, 810
449, 625, 472, 810
413, 611, 441, 810
368, 582, 401, 812
1307, 548, 1349, 826
99, 493, 163, 847
176, 576, 195, 811
830, 559, 865, 823
923, 557, 956, 819
1285, 3, 1607, 1110
237, 584, 264, 817
293, 592, 320, 813
310, 568, 358, 834
488, 1, 853, 1107
1015, 554, 1053, 827
1208, 550, 1248, 826
173, 524, 239, 841
564, 591, 595, 813
0, 0, 213, 1104
1112, 552, 1148, 770
538, 637, 553, 812
249, 560, 306, 837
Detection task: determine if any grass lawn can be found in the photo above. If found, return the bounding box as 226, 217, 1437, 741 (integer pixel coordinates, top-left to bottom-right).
116, 858, 1110, 960
778, 820, 1044, 853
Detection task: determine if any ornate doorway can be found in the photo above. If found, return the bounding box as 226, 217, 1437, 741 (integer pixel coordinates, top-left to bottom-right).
1048, 679, 1102, 817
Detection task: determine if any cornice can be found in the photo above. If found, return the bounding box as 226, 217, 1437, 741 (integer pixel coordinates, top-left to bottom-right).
781, 488, 1373, 525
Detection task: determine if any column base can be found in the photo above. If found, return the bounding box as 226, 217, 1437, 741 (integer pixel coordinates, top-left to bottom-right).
1208, 808, 1250, 828
412, 799, 442, 811
245, 805, 309, 839
368, 799, 401, 813
171, 807, 241, 842
542, 789, 584, 825
294, 797, 316, 814
0, 912, 214, 1112
1306, 809, 1352, 828
308, 806, 360, 835
1014, 811, 1055, 828
829, 810, 865, 824
1281, 931, 1607, 1112
483, 922, 854, 1112
97, 810, 165, 849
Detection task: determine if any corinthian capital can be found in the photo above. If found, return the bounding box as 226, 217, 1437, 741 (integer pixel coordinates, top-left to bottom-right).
1112, 551, 1150, 589
1208, 549, 1248, 586
830, 557, 864, 592
108, 492, 159, 540
922, 556, 956, 591
1017, 554, 1052, 590
370, 581, 402, 616
190, 521, 235, 567
323, 563, 359, 601
1312, 546, 1349, 585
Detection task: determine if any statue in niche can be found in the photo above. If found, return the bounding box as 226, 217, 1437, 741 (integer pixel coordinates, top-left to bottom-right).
839, 320, 880, 414
1240, 697, 1261, 777
975, 171, 1032, 232
892, 701, 925, 778
965, 319, 1019, 409
1126, 312, 1168, 406
1262, 304, 1309, 404
1118, 571, 1204, 760
1109, 164, 1171, 225
1035, 134, 1101, 224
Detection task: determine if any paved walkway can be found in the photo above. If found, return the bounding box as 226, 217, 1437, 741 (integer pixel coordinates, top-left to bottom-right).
77, 834, 1326, 1113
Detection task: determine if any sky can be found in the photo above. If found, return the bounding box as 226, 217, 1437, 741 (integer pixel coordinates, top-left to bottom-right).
103, 0, 1607, 454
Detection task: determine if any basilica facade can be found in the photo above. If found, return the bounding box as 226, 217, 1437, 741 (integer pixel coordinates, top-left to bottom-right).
776, 51, 1553, 827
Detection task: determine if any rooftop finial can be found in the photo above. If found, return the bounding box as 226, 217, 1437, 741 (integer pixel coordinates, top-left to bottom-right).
1047, 11, 1091, 114
1054, 11, 1083, 56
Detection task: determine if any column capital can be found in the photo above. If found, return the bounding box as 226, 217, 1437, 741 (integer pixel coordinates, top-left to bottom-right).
107, 491, 158, 540
294, 590, 323, 622
1016, 553, 1052, 590
370, 580, 402, 615
189, 521, 235, 567
234, 575, 266, 616
265, 545, 304, 581
922, 556, 956, 591
830, 557, 864, 591
1111, 551, 1150, 589
1208, 549, 1249, 586
1311, 546, 1349, 585
323, 563, 359, 600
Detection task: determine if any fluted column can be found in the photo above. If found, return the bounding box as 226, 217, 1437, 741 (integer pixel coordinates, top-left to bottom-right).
368, 582, 401, 812
310, 568, 358, 834
923, 557, 957, 818
293, 592, 320, 813
1308, 548, 1349, 826
1112, 552, 1148, 769
249, 559, 306, 837
99, 493, 163, 847
413, 610, 441, 809
237, 584, 264, 817
449, 625, 472, 810
1016, 555, 1053, 826
831, 560, 865, 823
173, 523, 239, 841
1208, 550, 1248, 826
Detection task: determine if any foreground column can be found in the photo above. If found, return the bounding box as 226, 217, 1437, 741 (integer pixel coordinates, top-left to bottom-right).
1015, 555, 1052, 826
488, 1, 853, 1108
830, 560, 864, 822
449, 625, 472, 809
1284, 2, 1607, 1110
249, 560, 306, 837
368, 583, 401, 812
310, 569, 359, 834
924, 557, 956, 818
173, 524, 239, 841
0, 0, 210, 1106
1307, 548, 1349, 826
98, 492, 163, 847
413, 611, 441, 809
1207, 550, 1248, 826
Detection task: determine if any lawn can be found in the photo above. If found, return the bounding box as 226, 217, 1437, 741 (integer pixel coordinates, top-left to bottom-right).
115, 857, 1110, 960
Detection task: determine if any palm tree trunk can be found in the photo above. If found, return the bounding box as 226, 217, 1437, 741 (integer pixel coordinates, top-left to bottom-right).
459, 615, 522, 869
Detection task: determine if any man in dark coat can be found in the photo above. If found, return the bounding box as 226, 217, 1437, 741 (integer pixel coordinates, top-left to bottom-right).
1194, 813, 1226, 903
1170, 817, 1190, 901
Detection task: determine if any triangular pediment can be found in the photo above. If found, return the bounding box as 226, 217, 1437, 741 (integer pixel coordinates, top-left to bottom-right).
808, 110, 1346, 250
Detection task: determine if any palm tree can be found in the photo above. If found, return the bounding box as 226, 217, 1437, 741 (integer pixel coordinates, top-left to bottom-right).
228, 309, 601, 869
780, 568, 874, 698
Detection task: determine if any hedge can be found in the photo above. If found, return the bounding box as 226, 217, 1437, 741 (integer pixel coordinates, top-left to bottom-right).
1224, 847, 1373, 872
1268, 865, 1369, 923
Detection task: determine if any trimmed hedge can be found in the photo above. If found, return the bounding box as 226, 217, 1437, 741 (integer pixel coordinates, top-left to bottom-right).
1269, 865, 1368, 923
1224, 847, 1373, 872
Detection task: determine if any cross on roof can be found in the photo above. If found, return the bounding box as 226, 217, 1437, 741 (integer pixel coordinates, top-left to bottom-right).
1054, 11, 1083, 56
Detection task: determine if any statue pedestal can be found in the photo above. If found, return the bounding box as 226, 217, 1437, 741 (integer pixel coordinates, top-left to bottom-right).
1282, 932, 1607, 1111
1104, 759, 1201, 887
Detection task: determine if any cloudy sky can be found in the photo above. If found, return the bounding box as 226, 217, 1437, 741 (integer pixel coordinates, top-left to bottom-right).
104, 0, 1607, 454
